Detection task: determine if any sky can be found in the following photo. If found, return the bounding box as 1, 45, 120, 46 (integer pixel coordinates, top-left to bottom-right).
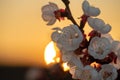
0, 0, 120, 67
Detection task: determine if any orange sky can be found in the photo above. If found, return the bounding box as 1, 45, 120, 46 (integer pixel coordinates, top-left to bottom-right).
0, 0, 120, 67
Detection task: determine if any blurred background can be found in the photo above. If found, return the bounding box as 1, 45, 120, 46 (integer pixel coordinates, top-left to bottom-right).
0, 0, 120, 80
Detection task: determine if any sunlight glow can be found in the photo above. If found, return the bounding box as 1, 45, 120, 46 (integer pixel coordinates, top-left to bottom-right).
62, 63, 70, 72
44, 41, 70, 71
44, 41, 56, 65
90, 62, 101, 68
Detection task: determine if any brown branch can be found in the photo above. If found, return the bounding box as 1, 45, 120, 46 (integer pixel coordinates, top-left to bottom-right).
61, 0, 80, 28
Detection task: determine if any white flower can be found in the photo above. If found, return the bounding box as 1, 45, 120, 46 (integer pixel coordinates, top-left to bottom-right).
111, 41, 120, 69
82, 0, 100, 16
51, 25, 83, 51
99, 64, 118, 80
41, 2, 59, 25
88, 17, 111, 34
70, 65, 99, 80
88, 37, 112, 59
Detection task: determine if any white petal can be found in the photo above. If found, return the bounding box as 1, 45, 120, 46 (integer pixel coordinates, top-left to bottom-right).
70, 54, 83, 68
88, 6, 100, 16
101, 34, 114, 43
41, 5, 51, 13
82, 0, 90, 15
69, 66, 82, 79
47, 17, 56, 25
49, 2, 59, 11
111, 41, 120, 52
88, 18, 111, 34
100, 24, 111, 34
93, 18, 105, 31
87, 17, 95, 28
61, 51, 73, 62
51, 31, 61, 42
42, 2, 58, 13
42, 13, 54, 21
82, 0, 100, 16
68, 25, 83, 50
88, 17, 104, 30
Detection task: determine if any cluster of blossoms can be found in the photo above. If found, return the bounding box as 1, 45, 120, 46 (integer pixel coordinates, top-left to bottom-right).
41, 0, 120, 80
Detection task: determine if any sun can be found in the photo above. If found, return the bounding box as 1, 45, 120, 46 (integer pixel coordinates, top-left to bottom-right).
44, 41, 69, 71
44, 41, 56, 65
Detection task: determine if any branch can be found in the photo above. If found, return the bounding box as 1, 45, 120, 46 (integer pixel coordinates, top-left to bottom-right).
61, 0, 80, 28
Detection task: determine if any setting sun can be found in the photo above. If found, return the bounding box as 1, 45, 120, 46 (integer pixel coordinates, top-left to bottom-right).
44, 41, 69, 71
44, 41, 56, 64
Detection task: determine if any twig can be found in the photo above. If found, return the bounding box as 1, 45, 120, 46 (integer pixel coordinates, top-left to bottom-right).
61, 0, 80, 28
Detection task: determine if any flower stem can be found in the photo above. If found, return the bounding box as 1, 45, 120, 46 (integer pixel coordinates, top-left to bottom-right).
61, 0, 80, 29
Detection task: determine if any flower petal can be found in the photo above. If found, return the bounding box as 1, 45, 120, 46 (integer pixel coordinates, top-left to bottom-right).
70, 65, 99, 80
41, 2, 59, 25
99, 64, 118, 80
82, 0, 100, 16
88, 37, 112, 59
88, 6, 101, 16
82, 0, 90, 15
100, 24, 112, 34
88, 17, 111, 34
47, 17, 56, 25
51, 31, 61, 42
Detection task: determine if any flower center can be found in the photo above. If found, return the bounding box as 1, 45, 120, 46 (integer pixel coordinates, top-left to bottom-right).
97, 47, 104, 55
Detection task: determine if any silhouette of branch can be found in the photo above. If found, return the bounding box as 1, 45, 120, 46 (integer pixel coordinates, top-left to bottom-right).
61, 0, 80, 28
